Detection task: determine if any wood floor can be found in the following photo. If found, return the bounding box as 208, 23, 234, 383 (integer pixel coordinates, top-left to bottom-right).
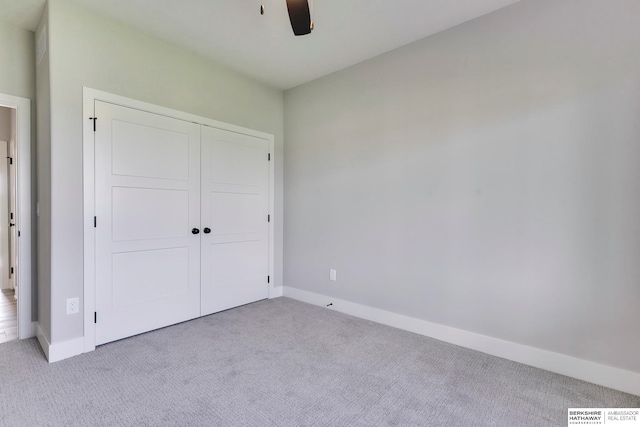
0, 289, 17, 343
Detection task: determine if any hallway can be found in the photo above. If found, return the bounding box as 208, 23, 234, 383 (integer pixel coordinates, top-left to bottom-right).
0, 289, 17, 343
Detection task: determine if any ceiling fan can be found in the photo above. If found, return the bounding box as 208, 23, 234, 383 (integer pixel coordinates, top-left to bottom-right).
261, 0, 315, 36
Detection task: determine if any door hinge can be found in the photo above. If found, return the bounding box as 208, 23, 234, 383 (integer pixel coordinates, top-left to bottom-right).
7, 157, 13, 165
89, 117, 97, 132
94, 312, 97, 324
267, 214, 270, 222
94, 216, 97, 228
267, 275, 270, 284
268, 153, 271, 161
10, 267, 13, 275
18, 231, 20, 237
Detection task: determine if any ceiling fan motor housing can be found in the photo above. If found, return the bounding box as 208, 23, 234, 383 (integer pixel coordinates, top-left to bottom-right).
286, 0, 312, 36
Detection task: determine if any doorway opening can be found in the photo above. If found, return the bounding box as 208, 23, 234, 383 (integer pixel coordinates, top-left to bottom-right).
0, 105, 18, 343
0, 94, 33, 343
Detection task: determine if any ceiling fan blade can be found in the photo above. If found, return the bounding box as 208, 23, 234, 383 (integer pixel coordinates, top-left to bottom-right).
286, 0, 312, 36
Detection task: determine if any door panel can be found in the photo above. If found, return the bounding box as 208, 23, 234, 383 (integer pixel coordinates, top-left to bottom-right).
210, 192, 263, 235
94, 101, 201, 345
112, 119, 190, 180
201, 126, 269, 316
210, 138, 266, 187
111, 187, 189, 241
112, 247, 190, 307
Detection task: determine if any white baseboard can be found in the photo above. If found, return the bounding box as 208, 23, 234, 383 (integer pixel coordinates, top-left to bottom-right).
269, 285, 284, 298
48, 337, 85, 363
35, 322, 50, 360
283, 286, 640, 397
19, 321, 37, 339
35, 323, 85, 363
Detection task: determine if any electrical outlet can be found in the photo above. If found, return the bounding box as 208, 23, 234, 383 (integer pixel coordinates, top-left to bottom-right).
330, 269, 337, 281
66, 297, 79, 315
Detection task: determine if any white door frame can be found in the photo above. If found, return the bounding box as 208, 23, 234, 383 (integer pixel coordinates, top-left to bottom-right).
0, 93, 34, 339
82, 87, 275, 353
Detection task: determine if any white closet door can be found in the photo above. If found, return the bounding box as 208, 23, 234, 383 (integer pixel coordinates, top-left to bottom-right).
201, 126, 269, 316
94, 101, 201, 345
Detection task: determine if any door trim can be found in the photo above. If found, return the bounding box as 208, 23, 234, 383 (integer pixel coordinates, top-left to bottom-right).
0, 93, 34, 340
82, 88, 275, 353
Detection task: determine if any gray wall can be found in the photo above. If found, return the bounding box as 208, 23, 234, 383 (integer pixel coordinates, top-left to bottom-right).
10, 109, 16, 143
0, 107, 10, 141
284, 0, 640, 374
45, 0, 284, 344
0, 22, 35, 101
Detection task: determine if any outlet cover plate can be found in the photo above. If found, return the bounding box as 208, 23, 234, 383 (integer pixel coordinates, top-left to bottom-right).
66, 297, 79, 315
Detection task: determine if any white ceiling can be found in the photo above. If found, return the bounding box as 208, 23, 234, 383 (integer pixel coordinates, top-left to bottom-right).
0, 0, 46, 30
0, 0, 520, 89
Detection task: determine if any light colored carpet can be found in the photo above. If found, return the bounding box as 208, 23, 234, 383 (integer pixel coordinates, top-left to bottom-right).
0, 297, 637, 426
